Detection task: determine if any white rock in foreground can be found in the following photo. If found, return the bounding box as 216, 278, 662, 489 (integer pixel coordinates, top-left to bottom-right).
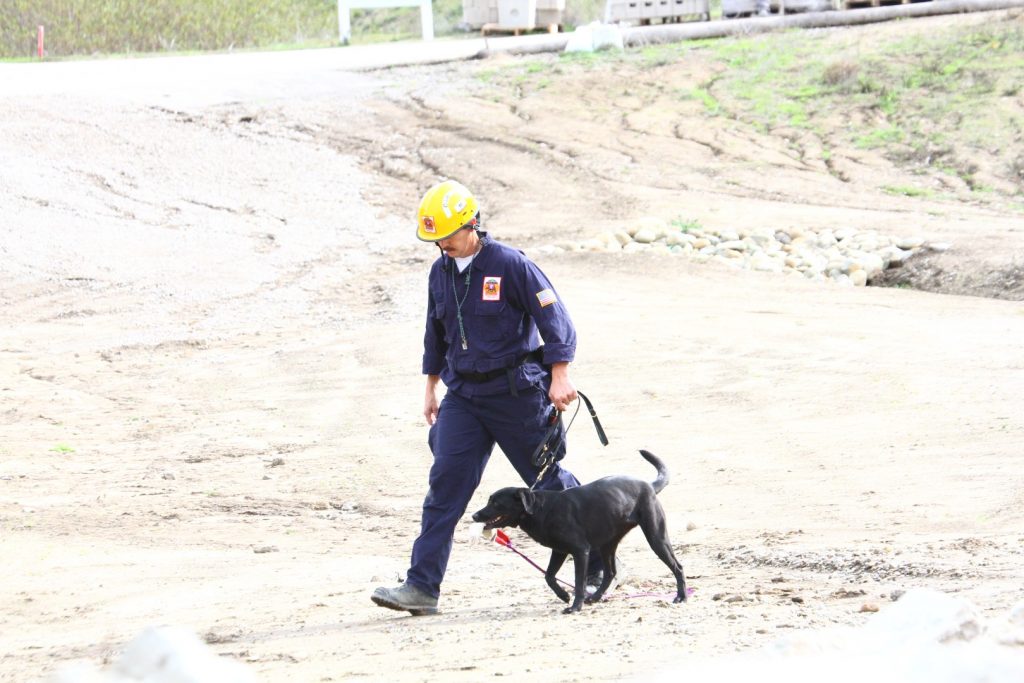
640, 589, 1024, 683
47, 626, 256, 683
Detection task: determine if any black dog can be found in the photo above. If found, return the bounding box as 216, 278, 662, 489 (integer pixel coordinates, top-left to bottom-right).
472, 450, 687, 613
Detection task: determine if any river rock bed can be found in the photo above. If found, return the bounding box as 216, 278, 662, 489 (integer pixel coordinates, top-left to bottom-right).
539, 217, 952, 287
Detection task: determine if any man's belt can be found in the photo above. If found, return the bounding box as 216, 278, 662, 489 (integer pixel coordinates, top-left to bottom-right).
456, 349, 544, 383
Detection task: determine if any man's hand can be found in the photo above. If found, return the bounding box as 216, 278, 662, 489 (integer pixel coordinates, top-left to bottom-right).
424, 375, 441, 425
548, 362, 577, 412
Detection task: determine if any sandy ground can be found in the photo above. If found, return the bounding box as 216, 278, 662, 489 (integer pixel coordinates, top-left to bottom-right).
2, 12, 1024, 683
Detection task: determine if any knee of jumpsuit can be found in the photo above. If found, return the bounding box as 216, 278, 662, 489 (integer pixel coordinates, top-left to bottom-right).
407, 399, 494, 596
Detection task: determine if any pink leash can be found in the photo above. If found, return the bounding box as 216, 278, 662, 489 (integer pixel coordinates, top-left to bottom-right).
491, 529, 695, 600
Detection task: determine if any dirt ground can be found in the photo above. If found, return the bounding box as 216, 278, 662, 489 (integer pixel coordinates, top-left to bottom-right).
2, 10, 1023, 683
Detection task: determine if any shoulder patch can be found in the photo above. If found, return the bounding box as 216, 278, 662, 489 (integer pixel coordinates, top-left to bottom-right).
536, 288, 557, 307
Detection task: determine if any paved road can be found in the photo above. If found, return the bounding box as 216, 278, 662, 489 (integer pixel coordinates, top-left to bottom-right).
0, 37, 498, 107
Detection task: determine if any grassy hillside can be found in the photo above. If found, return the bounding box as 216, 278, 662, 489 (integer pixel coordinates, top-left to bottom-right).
687, 18, 1024, 198
475, 11, 1023, 204
0, 0, 334, 57
0, 0, 607, 58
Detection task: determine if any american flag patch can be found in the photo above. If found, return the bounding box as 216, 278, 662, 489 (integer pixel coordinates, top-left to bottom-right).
536, 288, 557, 307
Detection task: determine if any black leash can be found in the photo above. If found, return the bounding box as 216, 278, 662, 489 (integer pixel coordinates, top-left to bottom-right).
529, 390, 608, 491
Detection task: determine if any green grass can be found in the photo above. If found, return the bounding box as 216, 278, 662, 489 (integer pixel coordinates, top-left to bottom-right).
1, 0, 338, 57
50, 443, 75, 453
671, 217, 703, 233
685, 87, 720, 115
855, 126, 905, 149
0, 0, 609, 58
632, 18, 1024, 197
0, 0, 470, 58
882, 185, 933, 198
462, 15, 1023, 202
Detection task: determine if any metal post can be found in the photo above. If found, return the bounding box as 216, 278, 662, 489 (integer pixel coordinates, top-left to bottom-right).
420, 0, 435, 41
338, 0, 352, 44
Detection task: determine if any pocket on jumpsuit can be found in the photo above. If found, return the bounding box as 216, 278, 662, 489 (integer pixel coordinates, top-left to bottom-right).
472, 300, 510, 342
432, 299, 454, 345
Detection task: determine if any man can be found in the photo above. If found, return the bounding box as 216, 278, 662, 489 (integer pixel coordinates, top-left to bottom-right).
371, 179, 599, 615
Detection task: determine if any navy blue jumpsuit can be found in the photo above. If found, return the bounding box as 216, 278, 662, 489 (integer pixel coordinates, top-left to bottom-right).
405, 232, 584, 598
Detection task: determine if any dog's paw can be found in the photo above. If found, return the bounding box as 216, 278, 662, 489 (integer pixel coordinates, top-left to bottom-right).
562, 605, 582, 615
674, 594, 687, 604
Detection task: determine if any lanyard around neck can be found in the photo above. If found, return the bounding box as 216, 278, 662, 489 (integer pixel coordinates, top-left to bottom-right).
452, 255, 474, 351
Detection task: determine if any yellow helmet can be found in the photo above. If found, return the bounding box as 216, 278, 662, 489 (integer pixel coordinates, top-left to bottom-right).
416, 180, 480, 242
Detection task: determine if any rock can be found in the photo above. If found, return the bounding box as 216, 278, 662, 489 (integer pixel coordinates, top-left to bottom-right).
895, 236, 926, 249
613, 230, 633, 246
826, 258, 852, 274
881, 245, 914, 267
996, 600, 1024, 645
665, 231, 693, 247
719, 240, 748, 252
831, 273, 854, 287
855, 253, 885, 279
816, 230, 838, 248
869, 588, 982, 642
859, 602, 880, 613
926, 241, 952, 252
633, 226, 659, 244
712, 255, 743, 268
627, 216, 668, 239
47, 625, 257, 683
751, 254, 784, 273
1008, 601, 1024, 626
850, 270, 868, 287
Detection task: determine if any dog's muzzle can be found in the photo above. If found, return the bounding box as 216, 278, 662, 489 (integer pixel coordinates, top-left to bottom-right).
472, 511, 512, 530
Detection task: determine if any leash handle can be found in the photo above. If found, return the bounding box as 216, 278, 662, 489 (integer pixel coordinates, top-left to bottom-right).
528, 390, 608, 490
576, 390, 608, 446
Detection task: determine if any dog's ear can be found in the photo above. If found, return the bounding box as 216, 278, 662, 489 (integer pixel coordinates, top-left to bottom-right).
518, 489, 536, 514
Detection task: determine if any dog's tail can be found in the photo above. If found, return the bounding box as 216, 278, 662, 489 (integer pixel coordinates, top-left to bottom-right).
639, 449, 669, 494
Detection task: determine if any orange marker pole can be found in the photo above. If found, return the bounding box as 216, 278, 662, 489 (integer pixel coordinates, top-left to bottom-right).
37, 25, 44, 58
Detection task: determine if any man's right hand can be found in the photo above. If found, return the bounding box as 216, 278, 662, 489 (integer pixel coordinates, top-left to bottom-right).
424, 374, 441, 425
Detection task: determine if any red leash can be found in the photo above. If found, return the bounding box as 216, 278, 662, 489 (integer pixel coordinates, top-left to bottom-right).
492, 529, 575, 590
489, 529, 695, 600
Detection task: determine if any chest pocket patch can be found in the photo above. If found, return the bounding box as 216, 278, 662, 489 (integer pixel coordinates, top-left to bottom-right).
482, 276, 501, 301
